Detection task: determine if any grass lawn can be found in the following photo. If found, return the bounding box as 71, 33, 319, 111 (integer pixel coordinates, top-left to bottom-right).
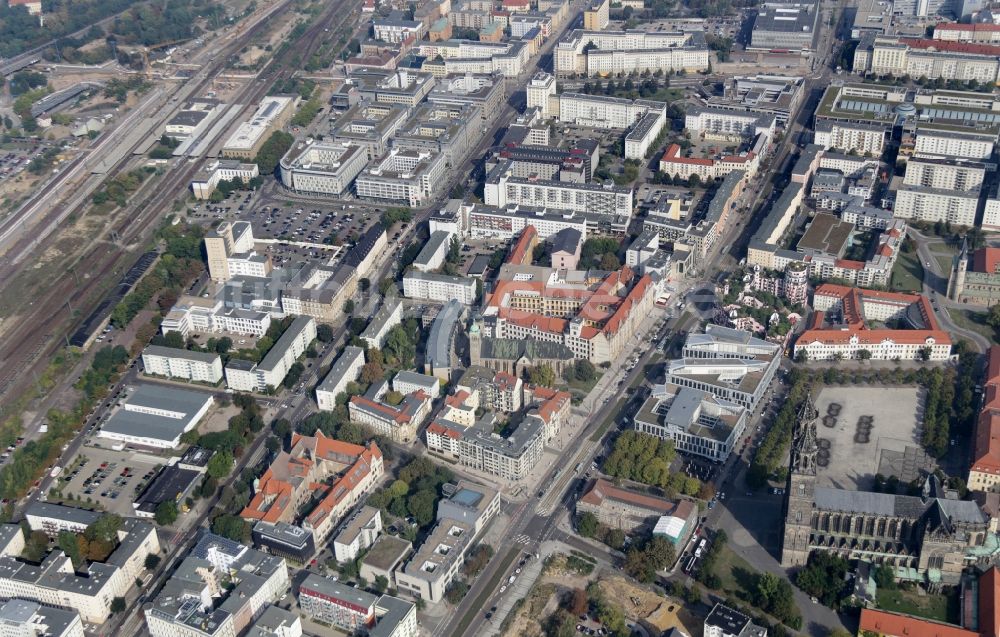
947, 307, 996, 344
934, 254, 954, 275
876, 587, 959, 624
889, 250, 925, 293
713, 544, 758, 600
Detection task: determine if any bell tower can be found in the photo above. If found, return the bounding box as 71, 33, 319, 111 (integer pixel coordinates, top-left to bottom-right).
781, 393, 819, 567
948, 237, 968, 302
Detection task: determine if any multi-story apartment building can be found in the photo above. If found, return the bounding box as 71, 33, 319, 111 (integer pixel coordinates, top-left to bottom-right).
685, 106, 776, 142
854, 34, 1000, 83
583, 0, 608, 29
278, 142, 368, 196
665, 326, 781, 413
373, 12, 425, 43
360, 298, 404, 349
554, 29, 709, 77
902, 156, 986, 191
912, 125, 995, 160
355, 149, 447, 206
0, 599, 84, 637
402, 271, 477, 304
348, 384, 433, 443
298, 577, 419, 637
316, 346, 366, 411
24, 503, 100, 537
465, 202, 589, 240
142, 345, 224, 383
659, 134, 768, 181
224, 317, 316, 392
144, 533, 289, 637
0, 519, 159, 624
794, 284, 952, 361
555, 91, 667, 154
484, 160, 633, 233
813, 120, 886, 155
634, 384, 749, 462
892, 186, 979, 226
332, 507, 382, 563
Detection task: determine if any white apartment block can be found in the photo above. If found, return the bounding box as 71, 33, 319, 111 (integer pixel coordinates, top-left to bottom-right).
373, 16, 424, 43
279, 141, 369, 196
984, 183, 1000, 231
162, 301, 272, 338
225, 316, 316, 392
142, 345, 224, 383
360, 297, 404, 349
355, 149, 447, 207
485, 163, 633, 220
225, 251, 271, 279
913, 127, 995, 161
558, 92, 658, 129
0, 520, 159, 624
190, 160, 260, 200
902, 157, 986, 191
402, 271, 477, 304
466, 204, 589, 240
855, 35, 1000, 84
526, 72, 557, 117
814, 120, 886, 155
554, 29, 709, 77
893, 186, 979, 226
333, 507, 383, 563
316, 346, 366, 411
685, 106, 776, 142
625, 111, 667, 160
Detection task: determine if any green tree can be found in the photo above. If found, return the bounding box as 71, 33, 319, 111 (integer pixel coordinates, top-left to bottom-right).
407, 490, 437, 527
574, 359, 597, 383
110, 597, 126, 614
155, 500, 178, 526
206, 451, 235, 480
58, 530, 84, 568
211, 515, 251, 543
577, 512, 599, 538
317, 324, 335, 342
373, 575, 388, 593
145, 554, 162, 570
253, 131, 294, 175
528, 364, 556, 388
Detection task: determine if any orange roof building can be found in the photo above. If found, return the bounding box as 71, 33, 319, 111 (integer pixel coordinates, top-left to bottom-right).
482, 262, 656, 365
794, 284, 951, 362
241, 431, 383, 545
859, 609, 979, 637
970, 347, 1000, 493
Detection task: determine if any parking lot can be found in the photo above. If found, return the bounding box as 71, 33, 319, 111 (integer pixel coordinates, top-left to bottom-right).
55, 447, 164, 516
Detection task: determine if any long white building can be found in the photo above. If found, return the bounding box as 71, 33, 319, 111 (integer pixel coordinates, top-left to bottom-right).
402, 271, 477, 304
142, 345, 224, 384
554, 29, 709, 77
279, 141, 369, 196
355, 149, 447, 206
225, 317, 317, 392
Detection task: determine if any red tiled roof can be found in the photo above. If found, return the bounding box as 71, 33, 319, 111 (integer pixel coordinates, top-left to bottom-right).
935, 22, 1000, 33
973, 248, 1000, 274
604, 274, 652, 335
972, 347, 1000, 475
900, 37, 1000, 56
833, 259, 864, 270
427, 420, 463, 439
660, 143, 714, 167
858, 609, 977, 637
579, 478, 675, 515
508, 225, 537, 266
981, 566, 1000, 637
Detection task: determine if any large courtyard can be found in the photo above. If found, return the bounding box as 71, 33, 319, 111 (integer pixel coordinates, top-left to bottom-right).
812, 386, 932, 491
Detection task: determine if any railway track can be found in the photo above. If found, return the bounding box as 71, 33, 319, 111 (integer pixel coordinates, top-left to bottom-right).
0, 0, 360, 403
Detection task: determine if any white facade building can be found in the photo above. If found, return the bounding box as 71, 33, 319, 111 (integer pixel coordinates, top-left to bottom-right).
355, 149, 447, 206
279, 142, 369, 196
142, 346, 224, 384
402, 271, 478, 304
224, 317, 316, 392
190, 160, 260, 200
316, 346, 366, 411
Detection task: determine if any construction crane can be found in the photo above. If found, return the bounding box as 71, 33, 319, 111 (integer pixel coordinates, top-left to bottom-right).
140, 38, 190, 78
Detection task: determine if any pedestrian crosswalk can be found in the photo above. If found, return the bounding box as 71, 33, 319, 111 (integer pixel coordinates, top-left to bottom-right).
511, 533, 533, 545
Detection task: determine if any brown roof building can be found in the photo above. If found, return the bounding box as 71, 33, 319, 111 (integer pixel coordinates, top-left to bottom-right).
576, 478, 698, 533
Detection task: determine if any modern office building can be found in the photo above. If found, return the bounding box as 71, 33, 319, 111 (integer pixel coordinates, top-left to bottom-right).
704, 603, 768, 637
332, 102, 409, 161
395, 482, 500, 603
141, 346, 224, 384
204, 221, 255, 283
278, 141, 368, 196
0, 599, 84, 637
355, 149, 448, 206
750, 0, 820, 51
221, 95, 297, 159
705, 74, 805, 126
665, 326, 781, 413
426, 72, 507, 123
634, 384, 749, 462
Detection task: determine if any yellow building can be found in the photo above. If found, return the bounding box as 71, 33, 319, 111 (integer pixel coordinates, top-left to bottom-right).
584, 0, 609, 30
